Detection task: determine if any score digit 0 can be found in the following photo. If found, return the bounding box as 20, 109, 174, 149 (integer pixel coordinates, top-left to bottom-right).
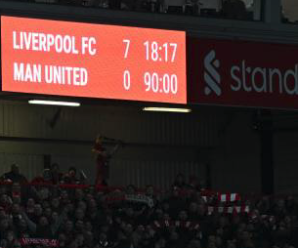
123, 70, 131, 90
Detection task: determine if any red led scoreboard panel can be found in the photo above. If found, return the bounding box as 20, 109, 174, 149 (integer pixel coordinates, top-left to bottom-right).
1, 16, 186, 104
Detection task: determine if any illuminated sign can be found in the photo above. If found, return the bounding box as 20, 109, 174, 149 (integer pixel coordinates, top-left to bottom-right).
1, 16, 186, 104
188, 38, 298, 109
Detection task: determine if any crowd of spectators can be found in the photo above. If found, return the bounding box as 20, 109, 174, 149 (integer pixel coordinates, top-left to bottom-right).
0, 164, 297, 248
7, 0, 254, 21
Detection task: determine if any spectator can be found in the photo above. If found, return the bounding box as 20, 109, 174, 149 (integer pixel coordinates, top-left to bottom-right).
1, 168, 298, 247
0, 164, 27, 184
50, 163, 63, 184
21, 205, 68, 238
62, 166, 79, 184
31, 168, 53, 184
172, 173, 187, 190
92, 134, 121, 186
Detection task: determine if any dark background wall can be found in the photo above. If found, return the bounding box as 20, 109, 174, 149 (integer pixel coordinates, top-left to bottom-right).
0, 101, 265, 193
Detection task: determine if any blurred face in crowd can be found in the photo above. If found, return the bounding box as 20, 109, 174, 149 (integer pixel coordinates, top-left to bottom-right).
178, 211, 188, 221
44, 207, 52, 218
51, 198, 60, 208
227, 240, 236, 248
208, 235, 216, 244
155, 209, 163, 220
42, 201, 50, 209
84, 231, 94, 246
189, 202, 198, 213
240, 230, 251, 241
34, 204, 43, 216
85, 194, 94, 204
238, 222, 247, 232
125, 207, 134, 217
216, 236, 223, 247
0, 186, 7, 195
188, 240, 201, 248
97, 194, 106, 205
52, 212, 58, 223
11, 204, 20, 215
162, 202, 170, 212
155, 238, 166, 248
76, 234, 84, 246
58, 233, 67, 244
247, 223, 255, 232
43, 169, 52, 181
69, 168, 76, 177
65, 220, 74, 232
232, 215, 241, 225
277, 199, 285, 209
172, 189, 179, 197
12, 241, 21, 248
146, 185, 154, 196
51, 164, 59, 173
96, 134, 103, 144
69, 241, 79, 248
61, 191, 69, 202
12, 196, 21, 205
216, 228, 224, 236
101, 224, 110, 234
39, 216, 49, 227
27, 198, 35, 208
284, 216, 292, 226
6, 230, 15, 242
0, 218, 9, 230
163, 213, 170, 221
75, 208, 85, 220
99, 233, 107, 242
0, 194, 10, 205
196, 193, 206, 204
136, 225, 145, 234
146, 225, 155, 237
75, 220, 84, 231
219, 216, 228, 227
85, 221, 93, 232
0, 208, 6, 219
18, 218, 27, 230
125, 223, 133, 235
75, 189, 84, 200
88, 198, 97, 211
170, 231, 179, 241
126, 185, 136, 195
38, 188, 50, 200
66, 203, 74, 215
77, 201, 87, 211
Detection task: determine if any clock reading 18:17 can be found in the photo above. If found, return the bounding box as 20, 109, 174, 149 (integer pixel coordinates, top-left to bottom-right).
144, 41, 178, 62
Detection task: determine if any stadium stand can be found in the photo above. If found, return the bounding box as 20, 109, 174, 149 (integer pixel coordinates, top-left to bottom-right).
0, 165, 297, 248
2, 0, 255, 21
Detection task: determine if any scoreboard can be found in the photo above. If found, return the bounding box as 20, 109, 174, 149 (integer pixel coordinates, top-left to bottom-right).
1, 16, 187, 104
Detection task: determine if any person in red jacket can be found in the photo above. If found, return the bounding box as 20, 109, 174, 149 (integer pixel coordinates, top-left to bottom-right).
92, 134, 122, 186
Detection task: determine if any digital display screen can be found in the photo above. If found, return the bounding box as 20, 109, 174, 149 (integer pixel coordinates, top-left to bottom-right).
1, 16, 187, 104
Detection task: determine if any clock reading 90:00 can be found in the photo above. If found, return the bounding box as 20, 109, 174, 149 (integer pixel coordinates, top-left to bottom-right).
144, 72, 178, 94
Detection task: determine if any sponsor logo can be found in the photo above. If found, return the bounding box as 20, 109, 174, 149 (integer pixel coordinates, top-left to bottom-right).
202, 53, 298, 96
230, 61, 298, 95
204, 50, 221, 96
